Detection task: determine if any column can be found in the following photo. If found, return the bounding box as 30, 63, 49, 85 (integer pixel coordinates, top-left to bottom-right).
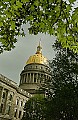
24, 75, 25, 83
30, 73, 31, 83
25, 74, 26, 83
36, 73, 38, 83
23, 75, 25, 83
26, 73, 28, 83
21, 76, 23, 84
33, 73, 34, 83
31, 73, 33, 83
2, 89, 9, 114
0, 87, 4, 105
5, 90, 10, 114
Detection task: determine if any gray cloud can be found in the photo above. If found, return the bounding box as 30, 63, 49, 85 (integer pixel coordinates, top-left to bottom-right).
0, 24, 56, 84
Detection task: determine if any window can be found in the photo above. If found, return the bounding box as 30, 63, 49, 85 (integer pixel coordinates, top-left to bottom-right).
0, 104, 3, 113
20, 101, 23, 107
2, 92, 5, 99
14, 109, 17, 117
34, 78, 36, 83
9, 94, 12, 101
19, 111, 22, 118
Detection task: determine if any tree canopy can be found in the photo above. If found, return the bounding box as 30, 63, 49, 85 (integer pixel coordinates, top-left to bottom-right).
38, 41, 78, 120
22, 95, 47, 120
0, 0, 78, 53
22, 41, 78, 120
44, 41, 78, 98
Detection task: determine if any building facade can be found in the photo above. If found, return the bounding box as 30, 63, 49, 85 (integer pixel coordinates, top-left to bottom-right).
0, 74, 32, 120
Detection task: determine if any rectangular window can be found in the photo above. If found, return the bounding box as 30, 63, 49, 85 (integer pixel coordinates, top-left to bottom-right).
2, 92, 5, 99
0, 104, 3, 113
19, 111, 22, 118
14, 109, 17, 117
34, 78, 36, 83
9, 94, 12, 101
21, 101, 23, 107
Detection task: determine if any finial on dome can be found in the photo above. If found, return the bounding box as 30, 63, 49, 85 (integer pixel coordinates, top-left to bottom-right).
39, 39, 41, 46
36, 40, 42, 54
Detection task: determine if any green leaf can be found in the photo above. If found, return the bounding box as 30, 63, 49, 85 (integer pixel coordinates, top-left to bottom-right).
66, 5, 72, 12
34, 0, 39, 6
30, 5, 35, 11
10, 21, 16, 30
16, 1, 23, 8
27, 15, 34, 21
10, 0, 16, 4
5, 10, 11, 18
72, 8, 78, 22
21, 0, 29, 2
2, 0, 10, 2
0, 22, 3, 27
69, 0, 76, 3
12, 4, 18, 10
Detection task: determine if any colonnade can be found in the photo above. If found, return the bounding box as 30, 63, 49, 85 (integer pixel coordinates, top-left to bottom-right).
20, 73, 51, 84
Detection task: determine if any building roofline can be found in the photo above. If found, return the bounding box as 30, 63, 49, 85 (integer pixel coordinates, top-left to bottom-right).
0, 74, 32, 98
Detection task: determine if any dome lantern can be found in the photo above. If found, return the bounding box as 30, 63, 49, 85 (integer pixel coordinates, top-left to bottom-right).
36, 41, 42, 54
26, 41, 48, 65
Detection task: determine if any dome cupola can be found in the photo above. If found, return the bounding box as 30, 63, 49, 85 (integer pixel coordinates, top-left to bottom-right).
26, 41, 48, 65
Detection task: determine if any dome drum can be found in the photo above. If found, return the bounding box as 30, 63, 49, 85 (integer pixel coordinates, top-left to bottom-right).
23, 63, 52, 75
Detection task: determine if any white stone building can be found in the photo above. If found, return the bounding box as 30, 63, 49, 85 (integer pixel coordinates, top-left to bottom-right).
0, 74, 32, 120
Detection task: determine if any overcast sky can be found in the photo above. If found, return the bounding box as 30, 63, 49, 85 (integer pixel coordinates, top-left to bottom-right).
0, 24, 56, 84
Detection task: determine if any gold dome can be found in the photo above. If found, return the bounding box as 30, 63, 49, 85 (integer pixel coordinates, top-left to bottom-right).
26, 42, 48, 65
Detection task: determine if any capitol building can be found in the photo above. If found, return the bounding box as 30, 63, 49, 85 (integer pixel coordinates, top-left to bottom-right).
0, 42, 52, 120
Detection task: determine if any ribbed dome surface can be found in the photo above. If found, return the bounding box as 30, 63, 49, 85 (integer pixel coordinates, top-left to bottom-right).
26, 41, 48, 65
26, 53, 48, 65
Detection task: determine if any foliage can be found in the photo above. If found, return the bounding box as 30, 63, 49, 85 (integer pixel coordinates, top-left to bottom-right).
0, 0, 78, 53
51, 41, 78, 91
21, 41, 78, 120
45, 41, 78, 120
22, 95, 47, 120
46, 83, 78, 120
41, 42, 78, 99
